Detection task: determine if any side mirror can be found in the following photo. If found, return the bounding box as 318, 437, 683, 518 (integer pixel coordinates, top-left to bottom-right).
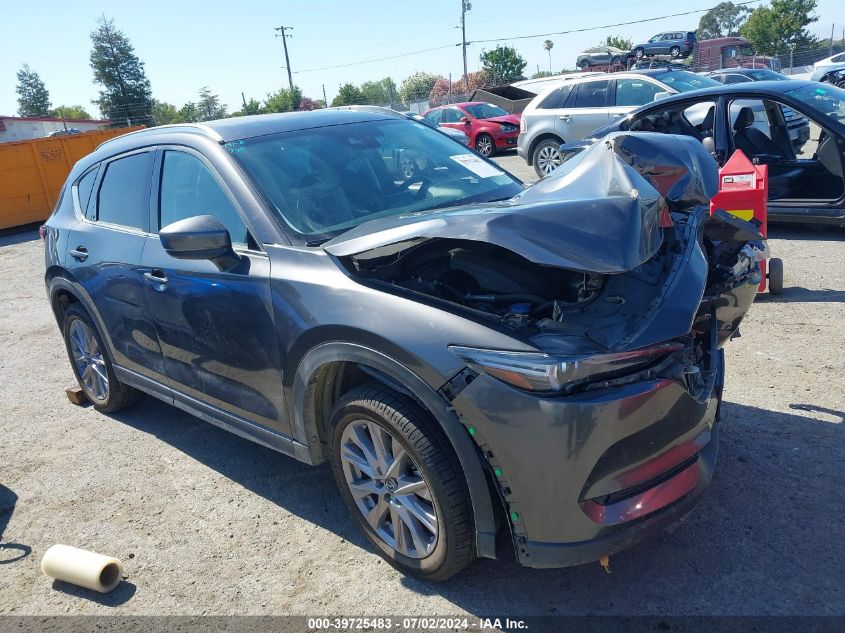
653, 91, 672, 101
459, 116, 469, 124
159, 214, 239, 270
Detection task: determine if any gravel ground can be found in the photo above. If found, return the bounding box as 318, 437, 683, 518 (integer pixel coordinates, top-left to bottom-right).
0, 154, 843, 616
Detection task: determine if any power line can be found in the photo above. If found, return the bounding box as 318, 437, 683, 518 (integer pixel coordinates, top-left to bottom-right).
293, 0, 764, 75
471, 0, 764, 44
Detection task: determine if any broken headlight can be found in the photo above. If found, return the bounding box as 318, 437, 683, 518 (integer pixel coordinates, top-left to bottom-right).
448, 343, 682, 393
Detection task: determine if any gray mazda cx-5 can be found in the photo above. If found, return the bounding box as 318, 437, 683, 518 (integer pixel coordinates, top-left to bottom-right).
43, 109, 762, 580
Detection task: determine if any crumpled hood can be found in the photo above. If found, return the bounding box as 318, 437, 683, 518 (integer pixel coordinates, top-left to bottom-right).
482, 114, 521, 125
324, 131, 717, 274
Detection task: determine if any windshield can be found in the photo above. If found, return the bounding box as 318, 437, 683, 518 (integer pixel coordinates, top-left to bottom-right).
230, 118, 521, 242
786, 83, 845, 123
657, 70, 721, 93
463, 103, 509, 119
747, 69, 788, 81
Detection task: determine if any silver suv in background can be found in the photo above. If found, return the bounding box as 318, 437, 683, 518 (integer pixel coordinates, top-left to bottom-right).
517, 69, 721, 178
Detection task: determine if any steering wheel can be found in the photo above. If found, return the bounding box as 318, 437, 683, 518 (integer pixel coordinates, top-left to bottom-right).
398, 176, 433, 200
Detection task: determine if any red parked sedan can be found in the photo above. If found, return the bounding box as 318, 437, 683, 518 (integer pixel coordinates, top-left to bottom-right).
423, 102, 520, 157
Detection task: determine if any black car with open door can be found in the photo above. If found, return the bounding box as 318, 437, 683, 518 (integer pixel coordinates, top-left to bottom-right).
558, 80, 845, 228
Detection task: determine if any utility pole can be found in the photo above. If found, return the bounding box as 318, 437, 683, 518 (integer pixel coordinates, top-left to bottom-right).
460, 1, 471, 83
322, 84, 328, 106
242, 92, 248, 110
274, 26, 294, 91
831, 23, 836, 56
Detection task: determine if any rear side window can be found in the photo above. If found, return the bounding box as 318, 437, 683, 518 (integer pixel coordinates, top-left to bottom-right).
96, 153, 151, 231
159, 151, 250, 248
573, 80, 609, 108
425, 110, 442, 124
75, 168, 98, 216
538, 85, 573, 109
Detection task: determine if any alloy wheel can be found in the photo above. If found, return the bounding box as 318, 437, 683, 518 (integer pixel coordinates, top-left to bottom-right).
69, 319, 109, 401
475, 135, 494, 157
339, 419, 438, 559
536, 145, 563, 175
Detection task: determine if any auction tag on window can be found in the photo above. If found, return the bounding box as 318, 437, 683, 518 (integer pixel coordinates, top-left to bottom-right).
450, 154, 504, 178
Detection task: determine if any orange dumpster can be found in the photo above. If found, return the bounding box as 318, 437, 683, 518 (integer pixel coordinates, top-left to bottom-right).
0, 127, 142, 230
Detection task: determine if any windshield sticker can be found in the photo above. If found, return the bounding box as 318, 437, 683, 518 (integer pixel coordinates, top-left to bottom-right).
450, 154, 504, 178
225, 140, 247, 154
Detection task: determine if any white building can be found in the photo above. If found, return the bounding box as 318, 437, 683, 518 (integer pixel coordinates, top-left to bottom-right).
0, 116, 110, 143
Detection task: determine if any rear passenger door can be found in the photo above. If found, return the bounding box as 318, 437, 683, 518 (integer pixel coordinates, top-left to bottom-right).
557, 79, 611, 140
139, 147, 288, 435
64, 150, 167, 382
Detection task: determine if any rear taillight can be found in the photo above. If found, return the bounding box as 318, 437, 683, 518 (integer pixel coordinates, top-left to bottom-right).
39, 225, 47, 240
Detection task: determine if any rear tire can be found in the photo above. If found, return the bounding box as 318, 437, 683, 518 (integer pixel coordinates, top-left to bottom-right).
328, 383, 475, 581
768, 257, 784, 295
62, 303, 139, 413
611, 56, 623, 66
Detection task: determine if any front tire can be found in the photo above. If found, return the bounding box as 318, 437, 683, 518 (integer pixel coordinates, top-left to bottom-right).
328, 383, 475, 581
62, 303, 139, 413
579, 59, 590, 70
670, 46, 681, 58
475, 133, 495, 157
533, 138, 564, 178
634, 47, 645, 59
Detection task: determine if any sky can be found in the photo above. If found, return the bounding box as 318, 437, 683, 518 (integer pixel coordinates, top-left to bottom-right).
2, 0, 845, 117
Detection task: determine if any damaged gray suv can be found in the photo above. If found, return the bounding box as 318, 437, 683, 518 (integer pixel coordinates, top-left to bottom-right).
43, 110, 762, 580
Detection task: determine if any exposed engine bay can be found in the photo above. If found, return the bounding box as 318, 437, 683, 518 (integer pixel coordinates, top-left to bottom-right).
330, 131, 764, 354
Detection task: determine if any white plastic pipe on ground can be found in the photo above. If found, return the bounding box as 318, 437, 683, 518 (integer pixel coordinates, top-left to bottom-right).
41, 544, 124, 593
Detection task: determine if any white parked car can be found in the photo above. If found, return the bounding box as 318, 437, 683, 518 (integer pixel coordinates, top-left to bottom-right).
813, 51, 845, 70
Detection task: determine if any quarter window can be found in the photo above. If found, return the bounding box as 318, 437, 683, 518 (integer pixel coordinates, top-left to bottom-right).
76, 168, 98, 216
538, 85, 573, 109
159, 151, 250, 248
96, 153, 151, 231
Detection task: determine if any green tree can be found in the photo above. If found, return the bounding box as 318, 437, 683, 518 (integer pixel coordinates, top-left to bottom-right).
398, 72, 441, 104
331, 83, 365, 106
740, 0, 818, 54
531, 70, 553, 79
360, 77, 397, 105
605, 35, 633, 50
480, 45, 527, 84
177, 102, 199, 123
51, 105, 92, 120
16, 64, 51, 117
196, 86, 227, 120
697, 2, 751, 39
89, 16, 153, 126
151, 100, 180, 125
265, 86, 303, 113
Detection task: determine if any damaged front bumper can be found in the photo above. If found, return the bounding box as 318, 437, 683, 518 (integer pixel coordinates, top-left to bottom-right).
449, 347, 724, 568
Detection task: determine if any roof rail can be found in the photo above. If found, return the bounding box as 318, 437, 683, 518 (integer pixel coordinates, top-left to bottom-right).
96, 123, 224, 149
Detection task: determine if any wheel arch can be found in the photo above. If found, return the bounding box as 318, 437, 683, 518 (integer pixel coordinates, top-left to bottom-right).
528, 133, 565, 165
47, 273, 115, 355
291, 340, 498, 559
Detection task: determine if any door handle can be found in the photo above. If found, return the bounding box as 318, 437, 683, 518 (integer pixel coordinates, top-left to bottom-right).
559, 115, 571, 122
69, 247, 88, 261
143, 270, 168, 290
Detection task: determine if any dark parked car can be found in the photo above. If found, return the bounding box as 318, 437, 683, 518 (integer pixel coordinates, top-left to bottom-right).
575, 45, 627, 70
631, 31, 697, 59
703, 67, 790, 84
558, 81, 845, 227
44, 110, 761, 580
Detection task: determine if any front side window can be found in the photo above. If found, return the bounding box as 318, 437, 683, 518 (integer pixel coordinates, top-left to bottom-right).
424, 109, 442, 124
656, 70, 721, 93
615, 79, 662, 106
230, 119, 521, 241
439, 108, 464, 123
573, 80, 609, 108
159, 151, 250, 247
96, 153, 151, 231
